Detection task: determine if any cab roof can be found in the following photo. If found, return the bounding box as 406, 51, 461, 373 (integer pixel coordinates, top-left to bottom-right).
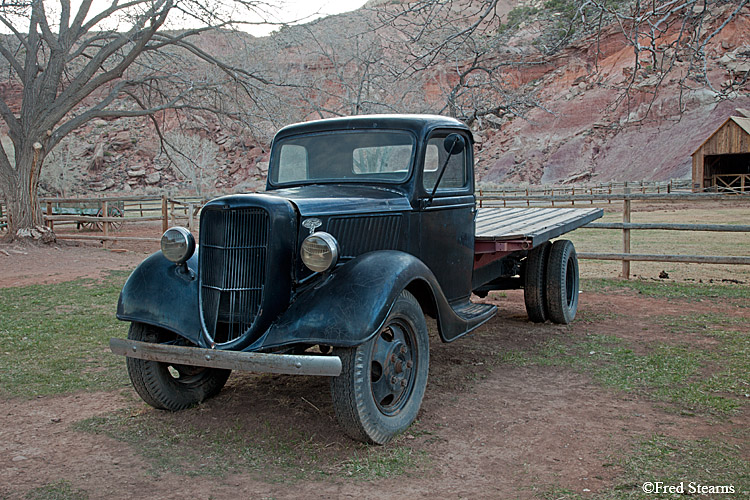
273, 114, 473, 142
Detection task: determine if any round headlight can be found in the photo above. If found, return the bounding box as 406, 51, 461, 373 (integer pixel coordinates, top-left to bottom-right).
161, 227, 195, 264
301, 232, 339, 273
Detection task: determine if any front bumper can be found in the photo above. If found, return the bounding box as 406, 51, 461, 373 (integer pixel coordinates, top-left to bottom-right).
109, 338, 342, 376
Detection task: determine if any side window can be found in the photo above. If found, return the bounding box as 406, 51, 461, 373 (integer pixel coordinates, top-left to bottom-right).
422, 134, 468, 192
277, 144, 307, 183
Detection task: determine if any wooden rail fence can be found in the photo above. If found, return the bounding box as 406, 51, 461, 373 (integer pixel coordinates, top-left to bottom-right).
478, 190, 750, 279
477, 179, 694, 203
0, 195, 207, 246
4, 188, 749, 281
712, 173, 749, 193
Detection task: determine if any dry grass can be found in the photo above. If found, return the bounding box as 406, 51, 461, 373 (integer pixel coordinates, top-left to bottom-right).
564, 199, 750, 283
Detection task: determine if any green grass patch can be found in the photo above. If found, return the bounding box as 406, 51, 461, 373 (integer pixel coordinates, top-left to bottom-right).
542, 434, 749, 499
606, 435, 749, 499
341, 446, 423, 479
0, 272, 130, 398
498, 320, 748, 416
497, 348, 532, 366
581, 278, 750, 303
24, 480, 88, 500
74, 409, 425, 481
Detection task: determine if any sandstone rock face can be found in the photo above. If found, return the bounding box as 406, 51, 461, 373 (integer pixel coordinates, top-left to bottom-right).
127, 168, 146, 177
145, 172, 161, 185
8, 4, 748, 200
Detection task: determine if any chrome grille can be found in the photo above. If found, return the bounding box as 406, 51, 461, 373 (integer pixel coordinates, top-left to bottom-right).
327, 215, 401, 258
200, 208, 269, 345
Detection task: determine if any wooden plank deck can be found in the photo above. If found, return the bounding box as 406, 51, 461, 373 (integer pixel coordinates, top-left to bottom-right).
475, 207, 603, 247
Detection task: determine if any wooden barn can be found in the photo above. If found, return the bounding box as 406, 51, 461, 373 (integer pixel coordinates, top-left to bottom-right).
692, 113, 750, 192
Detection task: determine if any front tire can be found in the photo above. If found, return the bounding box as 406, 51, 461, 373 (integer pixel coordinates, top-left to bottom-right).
126, 323, 231, 411
330, 290, 429, 444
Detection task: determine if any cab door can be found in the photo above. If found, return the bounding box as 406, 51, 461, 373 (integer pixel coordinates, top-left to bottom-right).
418, 130, 475, 302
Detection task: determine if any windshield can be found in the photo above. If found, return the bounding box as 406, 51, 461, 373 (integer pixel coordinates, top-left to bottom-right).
269, 130, 415, 185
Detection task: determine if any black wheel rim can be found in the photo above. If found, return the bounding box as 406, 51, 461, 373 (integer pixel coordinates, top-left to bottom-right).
369, 319, 417, 416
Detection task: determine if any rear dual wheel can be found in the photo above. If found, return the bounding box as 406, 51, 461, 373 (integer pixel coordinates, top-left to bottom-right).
546, 239, 579, 324
523, 241, 551, 323
523, 239, 579, 324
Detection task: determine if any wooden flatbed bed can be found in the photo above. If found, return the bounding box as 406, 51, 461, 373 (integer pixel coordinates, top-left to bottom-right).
472, 207, 603, 271
475, 207, 603, 246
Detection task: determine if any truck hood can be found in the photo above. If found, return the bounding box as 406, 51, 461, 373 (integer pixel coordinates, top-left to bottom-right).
266, 185, 412, 216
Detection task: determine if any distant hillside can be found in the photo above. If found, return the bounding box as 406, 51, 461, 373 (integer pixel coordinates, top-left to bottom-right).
475, 8, 750, 185
1, 0, 746, 197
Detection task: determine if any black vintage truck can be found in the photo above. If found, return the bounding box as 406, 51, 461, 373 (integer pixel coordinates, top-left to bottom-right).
111, 114, 601, 444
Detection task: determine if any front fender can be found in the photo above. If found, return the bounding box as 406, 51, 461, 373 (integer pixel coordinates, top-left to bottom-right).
254, 250, 445, 350
116, 250, 205, 347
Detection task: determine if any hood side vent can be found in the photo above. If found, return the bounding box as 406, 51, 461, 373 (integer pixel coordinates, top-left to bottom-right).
327, 215, 402, 259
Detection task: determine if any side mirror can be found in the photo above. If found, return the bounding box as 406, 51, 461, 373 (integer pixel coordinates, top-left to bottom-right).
443, 133, 465, 155
424, 133, 467, 208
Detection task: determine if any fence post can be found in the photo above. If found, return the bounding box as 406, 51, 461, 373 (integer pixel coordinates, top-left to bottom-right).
479, 189, 483, 208
622, 183, 631, 279
102, 200, 109, 249
526, 188, 529, 207
571, 187, 575, 206
161, 195, 168, 232
188, 202, 194, 231
46, 201, 53, 231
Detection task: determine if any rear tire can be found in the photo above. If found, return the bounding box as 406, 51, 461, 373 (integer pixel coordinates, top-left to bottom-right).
126, 323, 231, 411
523, 241, 551, 323
330, 290, 429, 444
545, 240, 579, 324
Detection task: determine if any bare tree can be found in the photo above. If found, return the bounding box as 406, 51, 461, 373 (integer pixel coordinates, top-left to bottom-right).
372, 0, 547, 123
0, 0, 276, 238
373, 0, 748, 123
39, 136, 76, 197
164, 131, 219, 196
251, 14, 431, 123
595, 0, 749, 115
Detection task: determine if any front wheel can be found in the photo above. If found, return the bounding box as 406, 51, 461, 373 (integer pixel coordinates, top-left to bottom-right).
330, 290, 429, 444
126, 323, 231, 411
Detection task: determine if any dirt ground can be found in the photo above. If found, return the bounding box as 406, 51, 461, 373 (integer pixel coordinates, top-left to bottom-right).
0, 239, 747, 499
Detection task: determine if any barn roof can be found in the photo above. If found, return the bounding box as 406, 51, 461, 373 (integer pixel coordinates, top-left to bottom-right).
732, 116, 750, 135
692, 116, 750, 156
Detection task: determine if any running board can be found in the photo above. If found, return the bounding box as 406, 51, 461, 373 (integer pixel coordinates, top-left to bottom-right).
110, 338, 342, 377
453, 301, 497, 325
440, 300, 497, 343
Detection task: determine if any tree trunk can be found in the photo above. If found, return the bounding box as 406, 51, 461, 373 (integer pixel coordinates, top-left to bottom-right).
3, 144, 47, 237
